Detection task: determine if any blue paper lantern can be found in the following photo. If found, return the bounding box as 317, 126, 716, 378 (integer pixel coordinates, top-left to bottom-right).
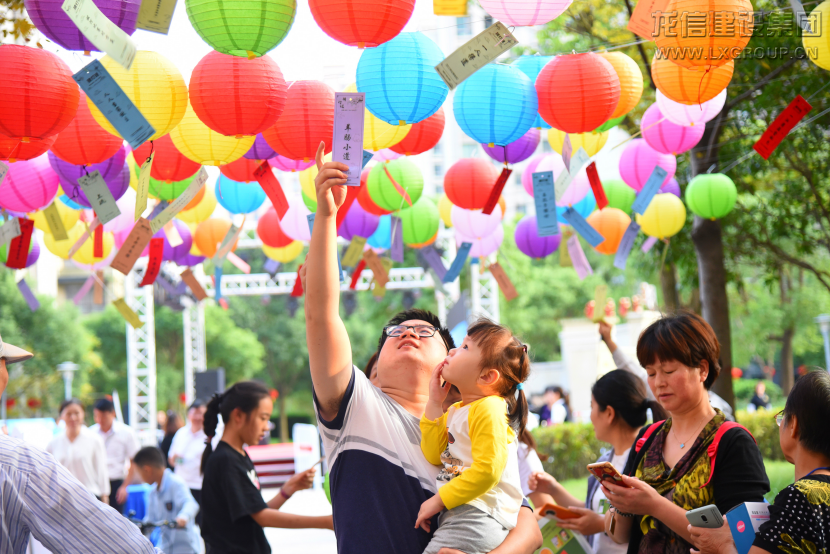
367, 214, 392, 250
454, 64, 538, 147
59, 194, 82, 210
356, 32, 448, 125
215, 176, 266, 215
513, 55, 553, 129
557, 188, 596, 220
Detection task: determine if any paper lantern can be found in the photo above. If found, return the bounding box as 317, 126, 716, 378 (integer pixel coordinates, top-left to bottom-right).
456, 225, 504, 258
262, 80, 334, 162
652, 56, 734, 105
534, 154, 590, 207
271, 154, 315, 172
515, 216, 561, 258
87, 52, 187, 141
356, 32, 448, 125
438, 194, 453, 227
68, 163, 130, 208
44, 222, 113, 264
372, 149, 402, 163
220, 157, 261, 183
662, 178, 681, 197
482, 128, 540, 164
257, 207, 293, 247
344, 84, 412, 150
280, 199, 312, 242
178, 186, 217, 224
310, 0, 414, 48
141, 218, 193, 262
244, 134, 278, 160
451, 205, 502, 239
358, 168, 391, 215
190, 51, 287, 137
684, 173, 737, 219
656, 89, 726, 127
641, 104, 704, 155
186, 0, 296, 58
60, 194, 83, 210
339, 202, 380, 241
604, 179, 636, 212
170, 102, 255, 166
454, 64, 537, 147
0, 154, 59, 212
557, 189, 596, 220
389, 108, 445, 156
636, 193, 686, 239
537, 54, 620, 133
547, 129, 608, 157
596, 116, 625, 133
50, 92, 122, 166
521, 154, 547, 196
587, 208, 631, 255
803, 1, 830, 70
132, 134, 200, 183
31, 199, 79, 234
597, 53, 643, 119
0, 135, 55, 162
399, 197, 439, 247
194, 218, 238, 258
49, 146, 126, 188
184, 187, 206, 212
302, 189, 317, 213
0, 45, 79, 141
24, 0, 139, 51
148, 173, 197, 201
0, 238, 39, 268
444, 158, 500, 210
216, 176, 266, 214
479, 0, 572, 25
367, 158, 424, 212
619, 139, 676, 192
434, 0, 467, 15
513, 55, 554, 129
367, 214, 391, 250
263, 241, 303, 263
654, 0, 753, 70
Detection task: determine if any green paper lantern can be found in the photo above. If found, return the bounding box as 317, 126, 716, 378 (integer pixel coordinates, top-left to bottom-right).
367, 159, 424, 212
399, 197, 439, 247
302, 189, 317, 212
684, 173, 737, 220
186, 0, 297, 58
603, 178, 636, 213
150, 174, 196, 201
595, 115, 625, 133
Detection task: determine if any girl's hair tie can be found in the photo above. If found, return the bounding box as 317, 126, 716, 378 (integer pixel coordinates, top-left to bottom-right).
516, 383, 524, 391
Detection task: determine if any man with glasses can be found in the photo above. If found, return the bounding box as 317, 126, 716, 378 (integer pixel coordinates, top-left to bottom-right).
302, 144, 542, 554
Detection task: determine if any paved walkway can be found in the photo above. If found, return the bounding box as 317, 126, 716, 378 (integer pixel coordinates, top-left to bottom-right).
263, 488, 336, 554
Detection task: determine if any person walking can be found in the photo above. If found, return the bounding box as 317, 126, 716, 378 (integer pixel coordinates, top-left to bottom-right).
91, 397, 141, 514
169, 399, 207, 524
160, 411, 183, 468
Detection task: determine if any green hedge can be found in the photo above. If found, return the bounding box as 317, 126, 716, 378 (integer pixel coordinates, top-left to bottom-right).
736, 410, 784, 461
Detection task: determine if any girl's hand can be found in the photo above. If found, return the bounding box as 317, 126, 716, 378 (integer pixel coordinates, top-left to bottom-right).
556, 506, 605, 536
313, 142, 349, 218
283, 467, 317, 496
600, 474, 662, 516
528, 471, 559, 495
415, 494, 445, 532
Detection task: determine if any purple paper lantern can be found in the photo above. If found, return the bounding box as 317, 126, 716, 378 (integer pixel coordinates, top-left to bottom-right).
3, 239, 40, 268
243, 134, 278, 160
661, 177, 681, 197
338, 202, 380, 241
482, 128, 540, 165
177, 253, 206, 267
25, 0, 140, 52
515, 216, 561, 259
142, 219, 193, 262
270, 154, 315, 172
49, 146, 126, 186
60, 162, 130, 208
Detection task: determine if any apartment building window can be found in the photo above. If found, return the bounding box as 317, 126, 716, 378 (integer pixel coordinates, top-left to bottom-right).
434, 163, 444, 177
433, 143, 443, 156
456, 17, 472, 35
484, 15, 493, 28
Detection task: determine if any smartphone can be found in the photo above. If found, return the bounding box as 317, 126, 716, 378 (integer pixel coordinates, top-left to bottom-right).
537, 503, 580, 520
587, 462, 631, 488
686, 505, 724, 528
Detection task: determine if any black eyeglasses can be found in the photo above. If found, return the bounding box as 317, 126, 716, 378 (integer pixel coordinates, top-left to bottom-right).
775, 410, 785, 427
382, 325, 450, 352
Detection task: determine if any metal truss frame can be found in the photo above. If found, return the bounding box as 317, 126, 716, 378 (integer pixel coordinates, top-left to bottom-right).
124, 262, 158, 446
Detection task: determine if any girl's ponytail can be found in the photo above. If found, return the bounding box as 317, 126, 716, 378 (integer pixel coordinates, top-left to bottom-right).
200, 391, 225, 475
507, 384, 529, 438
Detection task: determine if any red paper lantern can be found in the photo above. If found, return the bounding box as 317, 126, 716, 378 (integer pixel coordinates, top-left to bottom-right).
262, 80, 334, 162
309, 0, 415, 48
219, 157, 261, 183
0, 45, 79, 140
357, 167, 392, 215
269, 388, 279, 400
26, 398, 41, 409
389, 107, 445, 156
5, 397, 15, 409
444, 158, 500, 210
257, 207, 293, 247
132, 134, 201, 183
0, 135, 55, 162
536, 53, 620, 133
189, 51, 287, 138
50, 91, 122, 166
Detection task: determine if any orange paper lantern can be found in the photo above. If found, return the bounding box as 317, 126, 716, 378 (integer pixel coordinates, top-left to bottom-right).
444, 158, 500, 210
587, 208, 631, 255
536, 53, 620, 133
262, 80, 334, 162
389, 108, 445, 156
598, 53, 644, 119
309, 0, 415, 48
652, 56, 734, 105
194, 218, 238, 258
50, 91, 122, 166
219, 157, 261, 183
132, 134, 201, 183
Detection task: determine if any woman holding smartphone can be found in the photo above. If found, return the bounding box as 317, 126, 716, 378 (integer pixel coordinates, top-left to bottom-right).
528, 370, 666, 553
601, 312, 769, 554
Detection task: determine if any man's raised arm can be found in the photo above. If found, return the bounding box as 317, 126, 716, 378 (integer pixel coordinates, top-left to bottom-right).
304, 142, 353, 421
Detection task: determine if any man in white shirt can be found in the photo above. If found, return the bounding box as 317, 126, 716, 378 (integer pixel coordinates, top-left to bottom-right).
90, 398, 141, 514
169, 399, 208, 524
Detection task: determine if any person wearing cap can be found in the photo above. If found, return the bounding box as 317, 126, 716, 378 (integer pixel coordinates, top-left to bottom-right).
0, 333, 160, 554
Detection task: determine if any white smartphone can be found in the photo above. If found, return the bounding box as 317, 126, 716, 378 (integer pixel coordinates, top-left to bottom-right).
686, 505, 724, 528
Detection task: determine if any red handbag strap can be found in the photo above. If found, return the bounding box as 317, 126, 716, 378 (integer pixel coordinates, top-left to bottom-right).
635, 421, 666, 453
701, 422, 756, 488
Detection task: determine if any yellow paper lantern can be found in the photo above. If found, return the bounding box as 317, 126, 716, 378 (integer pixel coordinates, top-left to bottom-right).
169, 102, 255, 166
438, 194, 453, 227
178, 185, 217, 224
635, 193, 687, 239
547, 129, 609, 157
433, 0, 466, 15
652, 56, 734, 105
598, 52, 644, 119
126, 153, 139, 191
30, 201, 79, 235
87, 51, 188, 141
803, 0, 830, 70
344, 83, 411, 150
44, 222, 113, 264
263, 241, 304, 263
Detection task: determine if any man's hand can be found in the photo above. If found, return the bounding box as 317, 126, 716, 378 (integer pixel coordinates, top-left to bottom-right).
283, 467, 317, 497
598, 320, 613, 344
688, 517, 739, 554
528, 471, 559, 496
556, 506, 605, 536
415, 494, 445, 532
116, 485, 128, 504
601, 474, 662, 516
314, 142, 349, 218
175, 517, 188, 528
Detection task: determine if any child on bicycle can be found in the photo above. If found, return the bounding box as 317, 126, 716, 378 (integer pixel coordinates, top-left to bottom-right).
415, 318, 530, 554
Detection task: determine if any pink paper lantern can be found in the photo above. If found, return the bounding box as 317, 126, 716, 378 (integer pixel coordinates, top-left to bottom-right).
372, 149, 402, 163
521, 154, 547, 196
479, 0, 572, 26
640, 104, 704, 155
280, 198, 311, 242
619, 139, 676, 192
532, 154, 591, 206
271, 154, 315, 173
0, 153, 59, 212
456, 225, 504, 258
450, 205, 503, 238
656, 89, 726, 127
